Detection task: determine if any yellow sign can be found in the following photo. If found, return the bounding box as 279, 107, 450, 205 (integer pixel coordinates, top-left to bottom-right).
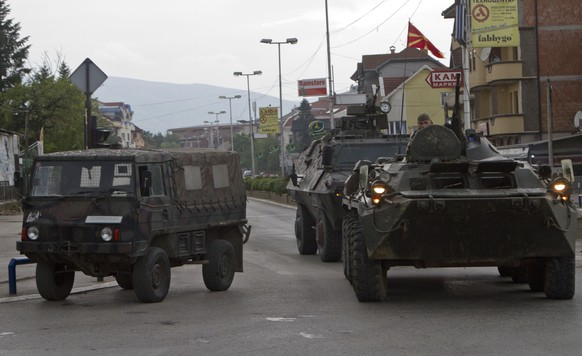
258, 107, 280, 134
471, 0, 519, 48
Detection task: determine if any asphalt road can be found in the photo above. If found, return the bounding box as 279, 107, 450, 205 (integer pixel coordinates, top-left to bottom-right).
1, 199, 582, 355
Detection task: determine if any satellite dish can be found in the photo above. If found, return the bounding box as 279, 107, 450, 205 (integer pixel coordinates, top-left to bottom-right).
574, 111, 582, 128
479, 48, 491, 62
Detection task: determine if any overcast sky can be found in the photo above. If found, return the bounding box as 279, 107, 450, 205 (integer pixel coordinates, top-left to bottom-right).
10, 0, 453, 111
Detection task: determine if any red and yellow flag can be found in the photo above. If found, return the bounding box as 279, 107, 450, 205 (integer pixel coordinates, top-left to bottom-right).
407, 22, 445, 59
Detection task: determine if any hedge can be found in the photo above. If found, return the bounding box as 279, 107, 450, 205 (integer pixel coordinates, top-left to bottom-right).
244, 176, 289, 196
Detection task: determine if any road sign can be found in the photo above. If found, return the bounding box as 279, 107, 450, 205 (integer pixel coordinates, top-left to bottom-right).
69, 58, 108, 94
425, 70, 463, 89
297, 78, 327, 97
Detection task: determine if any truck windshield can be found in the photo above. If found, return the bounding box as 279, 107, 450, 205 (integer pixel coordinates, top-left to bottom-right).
30, 161, 135, 197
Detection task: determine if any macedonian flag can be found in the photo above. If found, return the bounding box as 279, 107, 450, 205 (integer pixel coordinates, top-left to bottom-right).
407, 22, 445, 59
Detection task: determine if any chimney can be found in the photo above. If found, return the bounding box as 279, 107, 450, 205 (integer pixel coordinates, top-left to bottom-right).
389, 46, 396, 54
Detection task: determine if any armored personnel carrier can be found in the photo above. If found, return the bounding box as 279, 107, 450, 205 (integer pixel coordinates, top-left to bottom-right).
342, 98, 577, 302
17, 148, 250, 303
288, 97, 406, 262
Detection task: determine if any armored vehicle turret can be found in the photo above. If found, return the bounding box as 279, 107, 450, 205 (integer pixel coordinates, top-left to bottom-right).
342, 99, 577, 302
287, 97, 406, 262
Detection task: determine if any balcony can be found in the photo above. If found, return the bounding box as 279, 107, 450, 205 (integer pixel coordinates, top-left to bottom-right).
485, 61, 523, 84
474, 114, 524, 136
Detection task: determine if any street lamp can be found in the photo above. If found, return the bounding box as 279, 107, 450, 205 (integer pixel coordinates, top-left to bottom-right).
204, 114, 223, 148
260, 37, 298, 176
234, 71, 262, 176
219, 95, 242, 150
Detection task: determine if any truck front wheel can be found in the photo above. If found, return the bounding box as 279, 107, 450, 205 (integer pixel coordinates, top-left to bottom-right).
203, 239, 235, 291
115, 272, 134, 290
133, 247, 171, 303
36, 261, 75, 301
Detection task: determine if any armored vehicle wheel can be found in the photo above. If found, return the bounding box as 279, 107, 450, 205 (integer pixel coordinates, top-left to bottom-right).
36, 261, 75, 301
316, 210, 342, 262
115, 272, 134, 290
295, 204, 317, 255
348, 214, 388, 302
544, 257, 575, 299
509, 266, 528, 283
203, 239, 235, 291
342, 212, 358, 284
133, 247, 171, 303
497, 266, 511, 277
527, 261, 545, 292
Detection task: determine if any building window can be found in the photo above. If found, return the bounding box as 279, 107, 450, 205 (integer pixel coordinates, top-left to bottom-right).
510, 91, 519, 114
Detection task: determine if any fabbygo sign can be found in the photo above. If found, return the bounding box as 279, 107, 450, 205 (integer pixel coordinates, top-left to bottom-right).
298, 78, 327, 97
425, 70, 463, 88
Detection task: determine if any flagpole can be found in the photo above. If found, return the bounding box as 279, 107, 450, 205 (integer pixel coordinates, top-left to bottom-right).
462, 0, 472, 130
399, 49, 409, 145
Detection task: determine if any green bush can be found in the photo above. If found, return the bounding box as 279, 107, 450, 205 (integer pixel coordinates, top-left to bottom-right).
244, 176, 289, 196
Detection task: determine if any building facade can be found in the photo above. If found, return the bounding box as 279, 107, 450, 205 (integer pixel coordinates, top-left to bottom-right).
443, 0, 582, 147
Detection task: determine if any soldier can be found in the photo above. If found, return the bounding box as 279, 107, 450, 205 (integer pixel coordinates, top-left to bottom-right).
417, 113, 433, 130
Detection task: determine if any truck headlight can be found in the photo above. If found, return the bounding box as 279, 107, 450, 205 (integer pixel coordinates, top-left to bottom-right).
101, 227, 113, 242
27, 226, 39, 240
549, 177, 571, 201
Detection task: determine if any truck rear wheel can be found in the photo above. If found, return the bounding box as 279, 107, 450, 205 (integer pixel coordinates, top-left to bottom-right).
316, 210, 342, 262
544, 257, 575, 299
115, 272, 134, 290
36, 261, 75, 301
295, 204, 317, 255
133, 247, 171, 303
348, 215, 387, 302
203, 239, 235, 291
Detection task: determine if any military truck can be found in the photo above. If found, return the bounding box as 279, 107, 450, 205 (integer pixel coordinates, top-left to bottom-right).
17, 148, 250, 303
288, 97, 406, 262
341, 94, 577, 302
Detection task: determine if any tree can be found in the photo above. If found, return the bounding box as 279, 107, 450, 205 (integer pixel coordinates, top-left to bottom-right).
0, 0, 30, 92
23, 56, 85, 152
291, 99, 315, 151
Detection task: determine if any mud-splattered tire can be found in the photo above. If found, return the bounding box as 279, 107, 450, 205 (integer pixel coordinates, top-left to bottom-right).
349, 214, 387, 302
203, 239, 236, 291
115, 272, 134, 290
527, 261, 545, 292
133, 247, 171, 303
295, 204, 317, 255
544, 257, 575, 299
316, 210, 342, 262
36, 261, 75, 301
342, 211, 358, 284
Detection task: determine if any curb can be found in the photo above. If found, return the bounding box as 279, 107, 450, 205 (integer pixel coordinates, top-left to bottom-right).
0, 281, 117, 304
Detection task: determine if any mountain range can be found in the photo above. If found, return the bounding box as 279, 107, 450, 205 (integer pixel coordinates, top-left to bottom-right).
93, 77, 299, 135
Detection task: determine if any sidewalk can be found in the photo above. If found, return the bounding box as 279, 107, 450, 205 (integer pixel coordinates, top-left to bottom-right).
1, 210, 582, 302
0, 213, 116, 302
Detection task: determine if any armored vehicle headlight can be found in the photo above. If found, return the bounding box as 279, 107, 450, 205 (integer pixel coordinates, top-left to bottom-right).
27, 226, 39, 240
549, 177, 571, 201
371, 181, 388, 195
371, 180, 389, 206
101, 227, 114, 242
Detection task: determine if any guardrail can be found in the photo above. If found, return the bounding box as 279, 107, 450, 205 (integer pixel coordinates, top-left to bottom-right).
8, 257, 34, 295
